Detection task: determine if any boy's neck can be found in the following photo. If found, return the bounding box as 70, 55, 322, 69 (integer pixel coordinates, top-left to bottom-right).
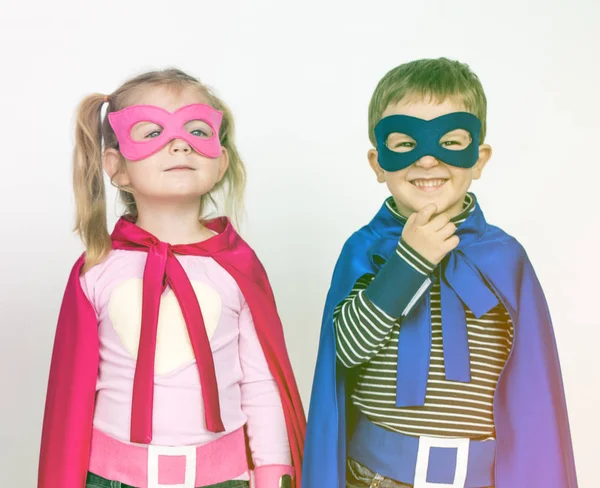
132, 198, 214, 245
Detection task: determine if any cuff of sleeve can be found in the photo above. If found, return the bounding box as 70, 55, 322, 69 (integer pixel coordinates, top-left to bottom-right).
364, 245, 432, 318
252, 465, 295, 488
398, 238, 436, 274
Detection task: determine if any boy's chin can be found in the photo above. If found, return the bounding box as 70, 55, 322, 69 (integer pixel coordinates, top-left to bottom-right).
393, 191, 467, 217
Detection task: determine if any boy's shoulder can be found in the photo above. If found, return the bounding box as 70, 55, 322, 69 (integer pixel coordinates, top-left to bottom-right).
467, 221, 537, 284
480, 221, 528, 255
337, 201, 398, 253
335, 220, 386, 265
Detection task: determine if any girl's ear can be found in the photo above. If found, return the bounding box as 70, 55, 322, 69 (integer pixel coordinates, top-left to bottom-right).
103, 149, 130, 187
217, 147, 229, 182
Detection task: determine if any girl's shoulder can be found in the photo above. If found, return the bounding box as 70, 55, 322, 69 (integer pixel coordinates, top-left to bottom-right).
79, 249, 147, 309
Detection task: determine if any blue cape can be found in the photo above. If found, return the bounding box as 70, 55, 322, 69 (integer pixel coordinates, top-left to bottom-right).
303, 196, 578, 487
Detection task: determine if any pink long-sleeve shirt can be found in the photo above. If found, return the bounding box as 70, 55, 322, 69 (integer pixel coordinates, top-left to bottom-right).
80, 248, 290, 468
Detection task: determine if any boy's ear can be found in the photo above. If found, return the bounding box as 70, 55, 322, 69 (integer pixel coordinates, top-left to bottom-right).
368, 149, 386, 183
473, 143, 492, 180
103, 148, 130, 187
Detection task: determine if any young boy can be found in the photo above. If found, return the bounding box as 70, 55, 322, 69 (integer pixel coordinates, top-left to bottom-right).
303, 58, 578, 488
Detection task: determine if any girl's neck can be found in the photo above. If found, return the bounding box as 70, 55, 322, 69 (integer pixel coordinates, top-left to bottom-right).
133, 199, 214, 245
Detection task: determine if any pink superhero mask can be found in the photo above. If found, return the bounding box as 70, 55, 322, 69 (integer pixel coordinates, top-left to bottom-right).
107, 104, 223, 161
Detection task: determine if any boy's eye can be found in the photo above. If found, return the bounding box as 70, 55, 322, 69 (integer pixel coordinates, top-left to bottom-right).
394, 142, 416, 149
386, 133, 417, 153
439, 129, 472, 150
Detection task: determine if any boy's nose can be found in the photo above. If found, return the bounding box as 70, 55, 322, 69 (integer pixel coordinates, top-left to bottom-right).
415, 155, 439, 169
169, 138, 192, 154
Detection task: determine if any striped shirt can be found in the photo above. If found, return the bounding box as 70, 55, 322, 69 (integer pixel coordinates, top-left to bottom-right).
334, 194, 513, 439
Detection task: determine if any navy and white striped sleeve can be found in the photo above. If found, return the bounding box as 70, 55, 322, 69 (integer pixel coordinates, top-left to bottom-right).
334, 239, 435, 368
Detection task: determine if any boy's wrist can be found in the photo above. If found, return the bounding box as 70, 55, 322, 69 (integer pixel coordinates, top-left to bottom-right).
398, 237, 437, 274
364, 242, 434, 318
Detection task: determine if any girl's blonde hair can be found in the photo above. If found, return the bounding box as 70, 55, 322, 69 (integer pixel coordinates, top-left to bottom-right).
73, 68, 246, 270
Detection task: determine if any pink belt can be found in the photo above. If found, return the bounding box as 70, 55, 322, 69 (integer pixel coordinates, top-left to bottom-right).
89, 428, 249, 488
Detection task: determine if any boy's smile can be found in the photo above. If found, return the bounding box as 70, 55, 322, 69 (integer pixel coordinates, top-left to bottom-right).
368, 96, 491, 219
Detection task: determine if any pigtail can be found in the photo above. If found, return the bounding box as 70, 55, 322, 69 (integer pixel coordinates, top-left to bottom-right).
73, 93, 111, 271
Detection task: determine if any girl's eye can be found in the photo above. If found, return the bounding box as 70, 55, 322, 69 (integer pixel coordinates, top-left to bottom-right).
184, 120, 213, 138
145, 130, 162, 139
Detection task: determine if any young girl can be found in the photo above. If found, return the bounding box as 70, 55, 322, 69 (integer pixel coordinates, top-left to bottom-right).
38, 69, 305, 488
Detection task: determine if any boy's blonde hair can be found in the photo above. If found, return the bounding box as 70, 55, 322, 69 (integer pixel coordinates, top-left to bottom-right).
368, 58, 487, 146
73, 68, 246, 270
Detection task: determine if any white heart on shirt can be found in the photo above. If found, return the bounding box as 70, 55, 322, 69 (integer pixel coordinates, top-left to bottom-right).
108, 278, 222, 375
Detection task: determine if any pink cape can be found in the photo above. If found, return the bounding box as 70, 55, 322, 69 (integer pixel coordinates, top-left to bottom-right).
38, 217, 306, 487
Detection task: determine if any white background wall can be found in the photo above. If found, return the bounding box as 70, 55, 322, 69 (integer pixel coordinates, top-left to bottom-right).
1, 0, 598, 485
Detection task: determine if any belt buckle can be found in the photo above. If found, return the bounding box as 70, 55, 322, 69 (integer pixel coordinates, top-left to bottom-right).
147, 444, 197, 488
413, 436, 469, 488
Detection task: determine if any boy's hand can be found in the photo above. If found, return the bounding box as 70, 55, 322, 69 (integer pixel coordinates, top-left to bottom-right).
401, 203, 459, 265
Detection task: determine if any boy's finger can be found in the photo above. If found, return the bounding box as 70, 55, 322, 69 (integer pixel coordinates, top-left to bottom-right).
428, 212, 452, 231
437, 221, 457, 239
441, 235, 460, 253
414, 204, 437, 226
